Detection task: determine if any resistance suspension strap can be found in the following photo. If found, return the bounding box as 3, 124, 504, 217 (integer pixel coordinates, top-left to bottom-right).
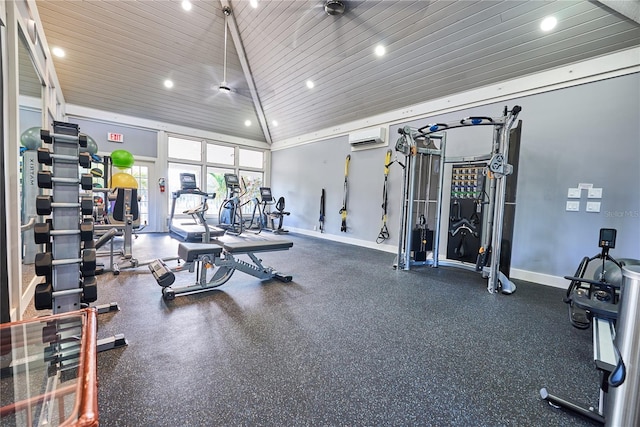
339, 155, 351, 232
319, 188, 325, 233
377, 149, 392, 243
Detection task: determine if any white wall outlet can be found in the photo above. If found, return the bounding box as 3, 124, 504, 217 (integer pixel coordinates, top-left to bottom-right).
567, 188, 581, 198
588, 188, 602, 199
566, 201, 580, 211
586, 201, 601, 212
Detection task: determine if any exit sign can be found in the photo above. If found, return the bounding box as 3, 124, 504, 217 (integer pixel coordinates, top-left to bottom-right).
107, 132, 124, 143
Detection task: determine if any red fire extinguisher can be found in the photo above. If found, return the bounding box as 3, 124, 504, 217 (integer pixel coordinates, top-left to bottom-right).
158, 178, 166, 193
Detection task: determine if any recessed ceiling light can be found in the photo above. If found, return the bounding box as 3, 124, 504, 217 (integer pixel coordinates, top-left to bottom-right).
164, 79, 174, 89
52, 47, 65, 58
540, 16, 557, 32
244, 120, 252, 127
374, 44, 386, 57
181, 0, 192, 11
306, 80, 315, 89
272, 120, 278, 127
250, 0, 258, 8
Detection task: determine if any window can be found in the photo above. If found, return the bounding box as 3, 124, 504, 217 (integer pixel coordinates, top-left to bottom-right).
129, 164, 149, 228
239, 148, 263, 168
206, 167, 235, 215
168, 163, 202, 215
168, 137, 201, 162
207, 143, 234, 165
166, 136, 267, 220
239, 170, 264, 215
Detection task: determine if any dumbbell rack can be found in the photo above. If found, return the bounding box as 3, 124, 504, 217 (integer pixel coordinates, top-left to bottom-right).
34, 122, 96, 313
33, 121, 126, 351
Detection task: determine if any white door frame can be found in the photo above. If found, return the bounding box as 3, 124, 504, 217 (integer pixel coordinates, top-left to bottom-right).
131, 158, 159, 233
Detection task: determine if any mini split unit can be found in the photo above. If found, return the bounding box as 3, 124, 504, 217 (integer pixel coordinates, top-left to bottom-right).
348, 127, 387, 151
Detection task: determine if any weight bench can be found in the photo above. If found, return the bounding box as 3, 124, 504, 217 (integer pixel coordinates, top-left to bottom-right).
149, 235, 293, 300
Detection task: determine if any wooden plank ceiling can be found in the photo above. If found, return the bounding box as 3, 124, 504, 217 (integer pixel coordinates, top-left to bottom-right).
36, 0, 640, 144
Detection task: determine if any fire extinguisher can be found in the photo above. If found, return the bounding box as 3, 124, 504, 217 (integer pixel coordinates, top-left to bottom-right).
158, 177, 166, 193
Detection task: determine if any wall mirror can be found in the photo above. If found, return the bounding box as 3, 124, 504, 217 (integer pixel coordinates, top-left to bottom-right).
18, 25, 44, 308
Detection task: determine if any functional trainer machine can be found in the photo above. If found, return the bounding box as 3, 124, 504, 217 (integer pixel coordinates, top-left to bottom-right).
149, 234, 293, 301
540, 229, 640, 425
394, 106, 522, 294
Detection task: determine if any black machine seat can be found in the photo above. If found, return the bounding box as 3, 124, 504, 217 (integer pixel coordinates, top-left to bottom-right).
213, 235, 293, 253
111, 188, 139, 222
177, 243, 223, 263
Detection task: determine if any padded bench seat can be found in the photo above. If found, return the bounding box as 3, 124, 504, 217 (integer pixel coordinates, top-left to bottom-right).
178, 243, 223, 263
212, 235, 293, 253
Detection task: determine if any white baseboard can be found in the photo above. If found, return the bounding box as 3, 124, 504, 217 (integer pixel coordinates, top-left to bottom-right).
287, 227, 397, 254
288, 227, 568, 289
507, 268, 567, 289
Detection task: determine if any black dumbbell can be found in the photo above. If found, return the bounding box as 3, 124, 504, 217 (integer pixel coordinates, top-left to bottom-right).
82, 276, 98, 303
37, 148, 91, 168
36, 196, 93, 216
34, 220, 94, 244
34, 282, 53, 310
38, 171, 93, 190
40, 129, 87, 147
34, 249, 97, 277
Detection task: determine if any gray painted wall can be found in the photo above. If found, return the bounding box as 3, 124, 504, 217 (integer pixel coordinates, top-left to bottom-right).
272, 72, 640, 279
68, 117, 158, 158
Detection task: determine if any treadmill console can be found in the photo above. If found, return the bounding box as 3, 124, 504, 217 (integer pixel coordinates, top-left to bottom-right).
180, 173, 198, 191
599, 228, 616, 249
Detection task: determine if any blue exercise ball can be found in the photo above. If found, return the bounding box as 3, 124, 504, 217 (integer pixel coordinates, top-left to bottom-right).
79, 134, 99, 155
20, 127, 42, 150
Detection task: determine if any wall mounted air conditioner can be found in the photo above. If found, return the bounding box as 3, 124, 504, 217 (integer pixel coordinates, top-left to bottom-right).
349, 127, 387, 151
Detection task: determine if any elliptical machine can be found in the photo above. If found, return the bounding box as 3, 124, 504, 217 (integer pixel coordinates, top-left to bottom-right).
218, 173, 246, 235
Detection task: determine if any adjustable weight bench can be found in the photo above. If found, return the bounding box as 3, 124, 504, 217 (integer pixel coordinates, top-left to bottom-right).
149, 235, 293, 300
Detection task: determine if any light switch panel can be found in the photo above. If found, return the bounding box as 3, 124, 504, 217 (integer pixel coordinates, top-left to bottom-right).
588, 188, 602, 199
586, 202, 601, 213
566, 201, 580, 211
567, 188, 581, 198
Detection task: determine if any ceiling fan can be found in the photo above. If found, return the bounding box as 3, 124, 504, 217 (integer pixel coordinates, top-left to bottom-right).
289, 1, 429, 58
213, 6, 233, 95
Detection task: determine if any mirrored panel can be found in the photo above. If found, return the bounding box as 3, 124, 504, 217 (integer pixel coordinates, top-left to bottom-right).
18, 26, 44, 305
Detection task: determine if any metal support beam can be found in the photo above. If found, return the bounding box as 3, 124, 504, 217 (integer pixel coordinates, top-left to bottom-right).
219, 1, 272, 145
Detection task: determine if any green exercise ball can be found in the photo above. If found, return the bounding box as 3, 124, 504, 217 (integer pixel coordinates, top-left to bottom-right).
111, 149, 135, 169
20, 127, 42, 150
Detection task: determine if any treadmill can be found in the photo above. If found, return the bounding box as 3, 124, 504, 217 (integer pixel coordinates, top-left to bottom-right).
169, 173, 220, 242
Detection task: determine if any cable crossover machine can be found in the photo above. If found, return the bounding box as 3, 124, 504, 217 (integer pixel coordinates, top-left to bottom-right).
394, 105, 522, 294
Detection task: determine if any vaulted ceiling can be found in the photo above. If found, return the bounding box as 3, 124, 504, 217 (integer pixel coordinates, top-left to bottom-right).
35, 0, 640, 144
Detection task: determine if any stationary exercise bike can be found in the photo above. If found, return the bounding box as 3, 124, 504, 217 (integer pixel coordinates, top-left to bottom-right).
259, 187, 290, 234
